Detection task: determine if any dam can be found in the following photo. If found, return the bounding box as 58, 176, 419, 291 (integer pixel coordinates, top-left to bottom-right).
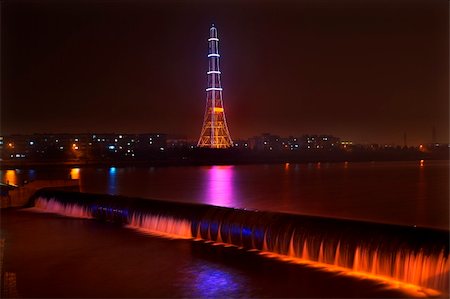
28, 188, 449, 295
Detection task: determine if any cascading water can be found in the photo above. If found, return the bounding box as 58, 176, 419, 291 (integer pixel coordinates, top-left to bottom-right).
33, 195, 192, 239
29, 189, 449, 294
127, 212, 192, 239
35, 197, 92, 219
192, 205, 449, 293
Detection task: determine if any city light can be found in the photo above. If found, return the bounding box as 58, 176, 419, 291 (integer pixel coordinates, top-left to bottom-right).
206, 87, 223, 91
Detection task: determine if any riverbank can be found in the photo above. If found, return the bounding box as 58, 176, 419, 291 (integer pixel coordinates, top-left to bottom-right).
0, 179, 79, 208
1, 147, 448, 170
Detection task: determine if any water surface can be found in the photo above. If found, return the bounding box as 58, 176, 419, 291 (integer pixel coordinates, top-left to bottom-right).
1, 209, 412, 298
2, 160, 447, 229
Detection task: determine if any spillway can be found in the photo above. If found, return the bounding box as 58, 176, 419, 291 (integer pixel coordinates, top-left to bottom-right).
28, 189, 449, 294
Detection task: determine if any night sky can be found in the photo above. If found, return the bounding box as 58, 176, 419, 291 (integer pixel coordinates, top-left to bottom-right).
2, 0, 448, 145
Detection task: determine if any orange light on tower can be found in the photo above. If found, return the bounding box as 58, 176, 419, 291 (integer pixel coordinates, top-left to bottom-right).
197, 24, 233, 148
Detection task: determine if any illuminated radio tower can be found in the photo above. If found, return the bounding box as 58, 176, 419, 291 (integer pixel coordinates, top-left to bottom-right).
197, 24, 233, 148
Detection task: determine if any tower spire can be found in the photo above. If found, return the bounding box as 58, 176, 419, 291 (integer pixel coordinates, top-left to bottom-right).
197, 25, 233, 148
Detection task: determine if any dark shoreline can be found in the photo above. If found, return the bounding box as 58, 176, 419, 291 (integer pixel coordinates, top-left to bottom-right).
2, 142, 449, 170
1, 153, 448, 170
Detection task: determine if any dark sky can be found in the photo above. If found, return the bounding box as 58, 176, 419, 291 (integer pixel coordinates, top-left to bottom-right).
2, 0, 448, 145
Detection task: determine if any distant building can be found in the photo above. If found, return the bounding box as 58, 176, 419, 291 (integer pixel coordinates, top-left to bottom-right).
232, 139, 250, 149
167, 135, 191, 149
300, 134, 341, 150
1, 133, 168, 160
246, 133, 341, 151
340, 140, 353, 150
250, 133, 282, 151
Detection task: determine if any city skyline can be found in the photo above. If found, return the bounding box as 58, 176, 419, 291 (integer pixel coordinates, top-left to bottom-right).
2, 0, 448, 146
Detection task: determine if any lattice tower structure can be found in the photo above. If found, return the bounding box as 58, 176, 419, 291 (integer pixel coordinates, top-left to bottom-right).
197, 25, 233, 148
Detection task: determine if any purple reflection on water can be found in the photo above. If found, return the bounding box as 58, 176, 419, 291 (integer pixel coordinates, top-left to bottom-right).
204, 166, 235, 207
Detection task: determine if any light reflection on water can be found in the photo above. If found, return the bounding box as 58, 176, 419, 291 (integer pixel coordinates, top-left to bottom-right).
4, 170, 18, 185
108, 167, 117, 195
28, 169, 37, 181
70, 168, 80, 180
416, 160, 427, 227
190, 264, 244, 298
204, 166, 235, 207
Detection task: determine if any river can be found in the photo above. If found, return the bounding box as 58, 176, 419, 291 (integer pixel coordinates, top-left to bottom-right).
1, 160, 448, 297
2, 160, 448, 229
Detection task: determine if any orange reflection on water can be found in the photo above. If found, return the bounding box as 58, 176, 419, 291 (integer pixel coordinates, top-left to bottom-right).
419, 160, 424, 167
284, 163, 290, 171
4, 170, 18, 186
70, 168, 80, 180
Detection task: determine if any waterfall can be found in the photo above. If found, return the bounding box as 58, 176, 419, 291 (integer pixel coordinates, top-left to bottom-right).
193, 209, 449, 293
127, 212, 192, 239
35, 197, 92, 219
29, 189, 449, 294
